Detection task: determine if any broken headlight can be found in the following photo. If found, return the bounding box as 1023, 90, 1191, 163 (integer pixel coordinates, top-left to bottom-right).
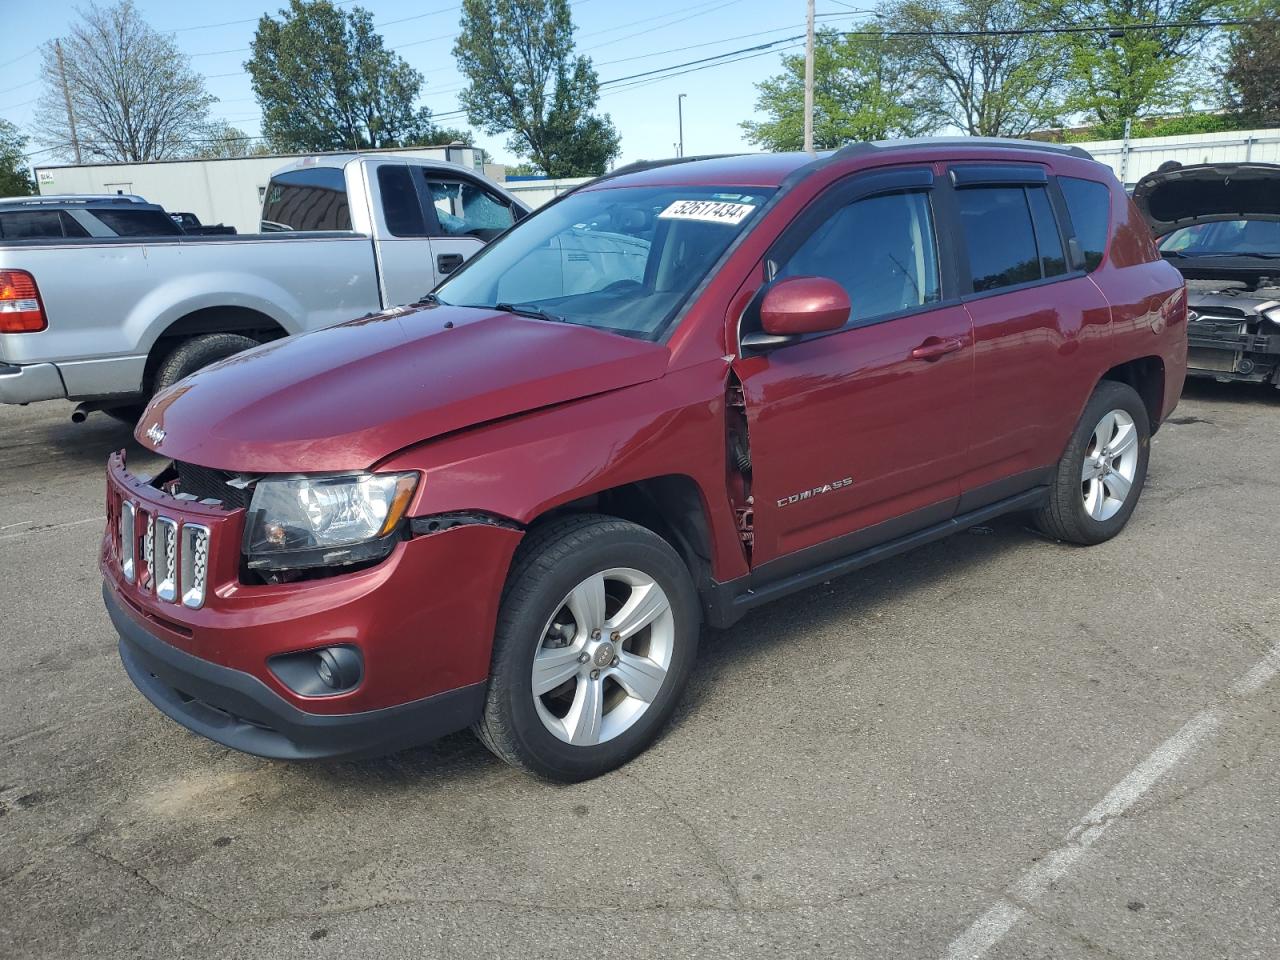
243, 472, 418, 571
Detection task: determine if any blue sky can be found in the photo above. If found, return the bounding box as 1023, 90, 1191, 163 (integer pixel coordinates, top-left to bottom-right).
0, 0, 875, 168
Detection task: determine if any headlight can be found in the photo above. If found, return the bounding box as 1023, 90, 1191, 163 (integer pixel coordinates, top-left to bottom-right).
244, 472, 418, 571
1261, 301, 1280, 325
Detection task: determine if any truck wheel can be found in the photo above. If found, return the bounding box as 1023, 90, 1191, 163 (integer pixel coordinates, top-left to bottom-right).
1033, 380, 1150, 545
153, 333, 259, 396
475, 514, 700, 781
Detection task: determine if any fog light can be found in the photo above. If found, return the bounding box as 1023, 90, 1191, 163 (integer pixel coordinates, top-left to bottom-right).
268, 645, 363, 697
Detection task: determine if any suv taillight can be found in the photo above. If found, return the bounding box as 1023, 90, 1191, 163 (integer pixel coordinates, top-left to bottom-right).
0, 269, 47, 333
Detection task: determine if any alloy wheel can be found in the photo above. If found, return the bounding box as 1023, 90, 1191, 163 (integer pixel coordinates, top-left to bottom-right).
1081, 408, 1139, 522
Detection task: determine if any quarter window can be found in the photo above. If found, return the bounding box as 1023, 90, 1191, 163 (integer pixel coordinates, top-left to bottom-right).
377, 165, 426, 237
956, 184, 1070, 292
91, 208, 182, 237
1059, 177, 1111, 271
421, 176, 514, 240
261, 167, 352, 232
777, 190, 941, 326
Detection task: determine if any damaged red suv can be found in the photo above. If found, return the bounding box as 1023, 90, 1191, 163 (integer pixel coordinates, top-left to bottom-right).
102, 139, 1187, 781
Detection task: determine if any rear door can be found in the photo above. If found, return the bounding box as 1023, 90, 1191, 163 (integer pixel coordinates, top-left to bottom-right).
733, 166, 975, 570
367, 162, 436, 307
947, 163, 1113, 505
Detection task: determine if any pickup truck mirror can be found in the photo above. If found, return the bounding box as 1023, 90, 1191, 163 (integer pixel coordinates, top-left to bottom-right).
758, 276, 851, 338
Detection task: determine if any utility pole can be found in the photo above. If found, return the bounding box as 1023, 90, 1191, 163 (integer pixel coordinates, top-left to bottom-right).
54, 40, 82, 165
677, 93, 687, 157
803, 0, 815, 155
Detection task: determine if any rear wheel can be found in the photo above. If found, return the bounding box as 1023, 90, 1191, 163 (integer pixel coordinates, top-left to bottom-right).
475, 514, 699, 781
152, 333, 259, 396
1033, 380, 1150, 545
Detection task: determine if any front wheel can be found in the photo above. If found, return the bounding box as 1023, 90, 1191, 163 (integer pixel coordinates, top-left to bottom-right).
475, 514, 700, 781
1033, 380, 1150, 545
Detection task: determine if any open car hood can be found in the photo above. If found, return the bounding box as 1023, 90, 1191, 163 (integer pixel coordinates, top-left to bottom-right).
137, 304, 670, 474
1133, 162, 1280, 236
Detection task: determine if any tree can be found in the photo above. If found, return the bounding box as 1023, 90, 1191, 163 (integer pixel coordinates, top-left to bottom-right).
742, 28, 943, 151
248, 0, 454, 152
1039, 0, 1230, 137
1224, 5, 1280, 126
454, 0, 620, 177
884, 0, 1068, 136
187, 123, 261, 160
0, 121, 35, 196
34, 1, 216, 162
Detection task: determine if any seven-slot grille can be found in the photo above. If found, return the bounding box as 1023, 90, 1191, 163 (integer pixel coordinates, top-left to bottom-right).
110, 493, 211, 609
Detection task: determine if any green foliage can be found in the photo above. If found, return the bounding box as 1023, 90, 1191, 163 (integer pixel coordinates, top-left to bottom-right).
35, 0, 216, 162
454, 0, 620, 177
0, 120, 35, 196
741, 28, 943, 150
248, 0, 454, 151
1039, 0, 1230, 137
883, 0, 1068, 136
1224, 4, 1280, 126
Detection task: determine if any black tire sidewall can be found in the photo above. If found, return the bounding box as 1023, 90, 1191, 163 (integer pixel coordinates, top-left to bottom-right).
490, 524, 699, 781
154, 334, 258, 395
1061, 382, 1151, 541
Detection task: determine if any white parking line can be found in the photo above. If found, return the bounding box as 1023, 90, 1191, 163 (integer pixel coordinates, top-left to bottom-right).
942, 646, 1278, 960
0, 515, 106, 542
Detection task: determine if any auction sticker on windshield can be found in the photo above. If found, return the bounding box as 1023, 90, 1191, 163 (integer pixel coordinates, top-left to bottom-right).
658, 199, 756, 225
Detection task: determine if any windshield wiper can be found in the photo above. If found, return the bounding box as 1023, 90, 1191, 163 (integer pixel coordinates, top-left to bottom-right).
1181, 252, 1280, 260
491, 302, 564, 322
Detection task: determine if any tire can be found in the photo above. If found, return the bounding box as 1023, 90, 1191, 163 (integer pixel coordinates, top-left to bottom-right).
152, 333, 259, 396
475, 513, 700, 782
1033, 380, 1150, 545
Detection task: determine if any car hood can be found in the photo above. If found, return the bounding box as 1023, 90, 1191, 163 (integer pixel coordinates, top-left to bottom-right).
1133, 162, 1280, 236
137, 305, 671, 473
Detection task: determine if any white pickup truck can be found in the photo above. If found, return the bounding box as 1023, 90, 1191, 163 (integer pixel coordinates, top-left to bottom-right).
0, 154, 527, 420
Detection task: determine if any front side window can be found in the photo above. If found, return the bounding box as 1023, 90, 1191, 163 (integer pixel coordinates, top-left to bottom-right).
957, 186, 1048, 292
434, 185, 773, 340
1159, 219, 1280, 257
777, 190, 941, 326
422, 176, 514, 240
1059, 176, 1111, 271
261, 167, 352, 232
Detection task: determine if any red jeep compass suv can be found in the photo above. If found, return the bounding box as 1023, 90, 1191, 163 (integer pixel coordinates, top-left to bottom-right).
101, 139, 1187, 781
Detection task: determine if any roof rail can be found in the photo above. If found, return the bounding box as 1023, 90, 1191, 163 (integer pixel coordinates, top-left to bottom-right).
565, 154, 747, 196
0, 193, 152, 206
832, 136, 1094, 162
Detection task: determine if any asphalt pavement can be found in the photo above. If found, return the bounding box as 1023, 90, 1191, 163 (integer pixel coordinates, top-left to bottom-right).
1, 380, 1277, 959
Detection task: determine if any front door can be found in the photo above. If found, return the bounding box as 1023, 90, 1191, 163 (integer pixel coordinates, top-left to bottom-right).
733, 169, 975, 572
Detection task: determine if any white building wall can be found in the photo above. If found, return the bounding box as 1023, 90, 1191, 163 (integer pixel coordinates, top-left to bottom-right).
34, 146, 483, 234
502, 177, 592, 209
1072, 128, 1280, 185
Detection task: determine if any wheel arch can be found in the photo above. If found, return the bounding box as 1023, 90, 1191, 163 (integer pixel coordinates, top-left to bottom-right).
142, 306, 289, 391
1099, 355, 1166, 433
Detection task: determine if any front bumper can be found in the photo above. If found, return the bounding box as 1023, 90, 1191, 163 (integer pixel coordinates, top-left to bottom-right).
1186, 320, 1280, 381
0, 361, 66, 403
108, 584, 485, 760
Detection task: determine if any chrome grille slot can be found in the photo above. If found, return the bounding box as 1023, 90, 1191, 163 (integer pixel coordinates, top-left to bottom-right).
142, 512, 155, 586
180, 524, 210, 609
155, 517, 178, 602
119, 500, 137, 583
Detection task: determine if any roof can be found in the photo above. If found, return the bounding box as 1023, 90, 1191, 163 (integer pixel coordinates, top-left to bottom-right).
583, 137, 1098, 191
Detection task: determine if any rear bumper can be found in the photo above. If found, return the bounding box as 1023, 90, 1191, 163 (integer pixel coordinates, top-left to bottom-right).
0, 361, 66, 403
107, 584, 485, 760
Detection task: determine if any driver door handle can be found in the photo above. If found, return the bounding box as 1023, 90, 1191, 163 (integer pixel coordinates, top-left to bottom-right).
910, 336, 964, 362
437, 253, 464, 275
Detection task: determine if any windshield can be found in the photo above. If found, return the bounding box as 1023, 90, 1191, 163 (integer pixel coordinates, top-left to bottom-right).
433, 184, 774, 339
1159, 219, 1280, 257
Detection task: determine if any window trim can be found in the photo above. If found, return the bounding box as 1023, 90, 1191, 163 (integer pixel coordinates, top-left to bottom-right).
741, 166, 958, 351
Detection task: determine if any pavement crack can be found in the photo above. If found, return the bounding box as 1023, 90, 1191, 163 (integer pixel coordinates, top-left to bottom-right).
618, 769, 744, 909
73, 838, 228, 926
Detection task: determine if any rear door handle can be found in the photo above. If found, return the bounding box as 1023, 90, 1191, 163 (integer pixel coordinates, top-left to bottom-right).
910, 337, 964, 362
436, 253, 465, 274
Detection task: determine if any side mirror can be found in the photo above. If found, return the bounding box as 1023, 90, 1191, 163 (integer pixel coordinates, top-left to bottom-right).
750, 276, 851, 347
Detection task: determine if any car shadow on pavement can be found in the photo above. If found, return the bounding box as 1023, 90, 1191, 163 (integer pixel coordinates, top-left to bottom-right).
1179, 377, 1279, 408
0, 402, 155, 474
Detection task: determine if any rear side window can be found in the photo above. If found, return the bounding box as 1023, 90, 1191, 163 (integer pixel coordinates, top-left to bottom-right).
1059, 177, 1111, 271
957, 187, 1041, 291
377, 165, 426, 237
0, 210, 89, 239
91, 208, 182, 237
261, 167, 352, 232
778, 190, 941, 325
